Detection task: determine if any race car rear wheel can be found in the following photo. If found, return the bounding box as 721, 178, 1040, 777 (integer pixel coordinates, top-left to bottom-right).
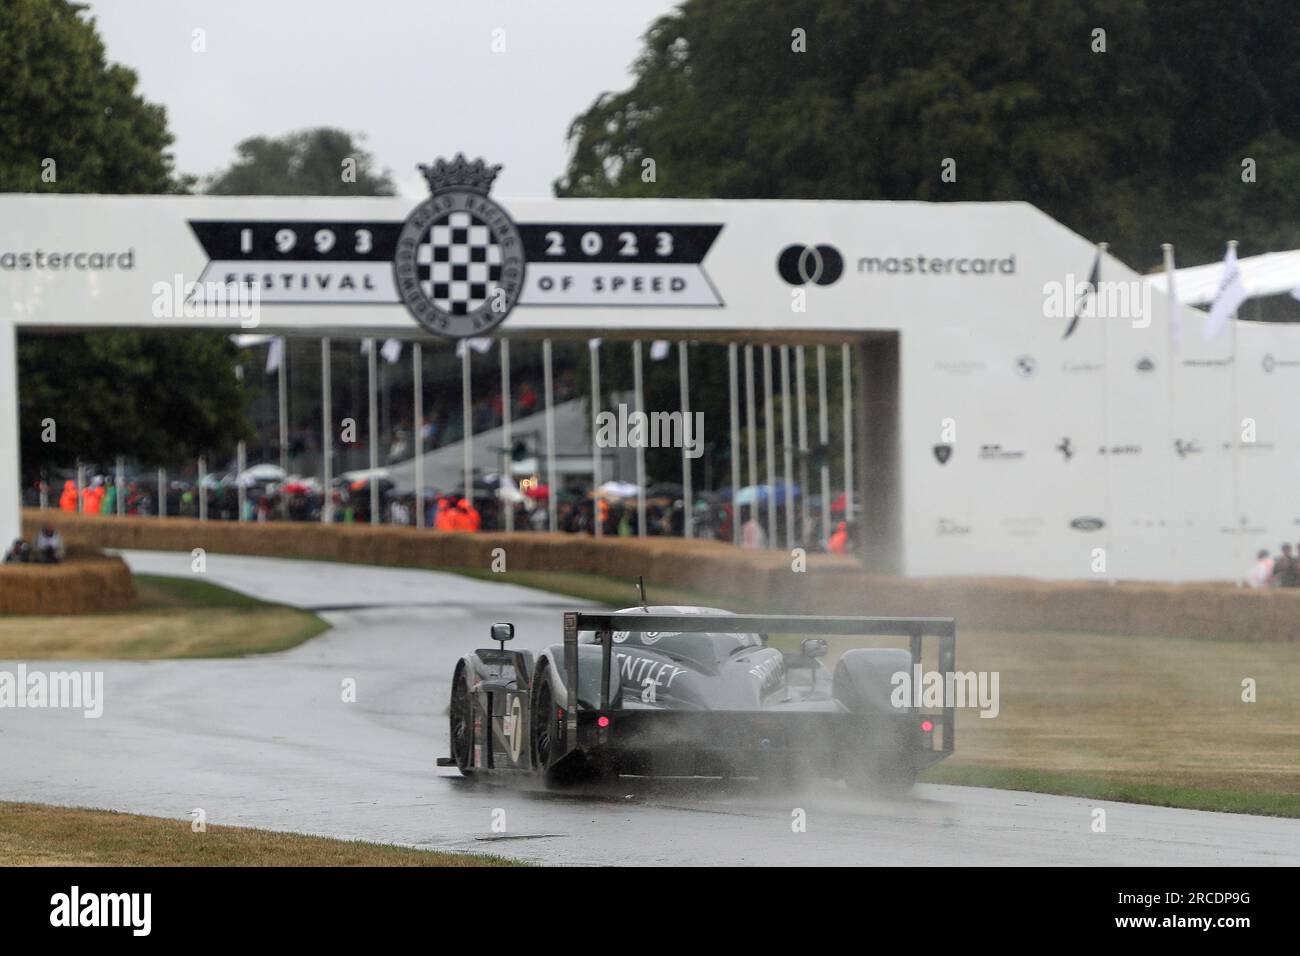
449, 666, 475, 776
532, 664, 612, 786
532, 666, 558, 773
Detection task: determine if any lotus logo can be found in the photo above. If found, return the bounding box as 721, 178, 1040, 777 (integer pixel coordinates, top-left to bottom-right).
1057, 437, 1074, 460
1136, 356, 1155, 373
1070, 517, 1105, 532
933, 444, 953, 465
1015, 355, 1036, 377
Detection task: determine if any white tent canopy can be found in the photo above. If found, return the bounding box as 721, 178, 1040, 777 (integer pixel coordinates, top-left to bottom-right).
1145, 248, 1300, 306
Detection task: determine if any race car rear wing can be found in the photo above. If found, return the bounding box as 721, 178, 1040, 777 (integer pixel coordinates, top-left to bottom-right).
561, 611, 957, 752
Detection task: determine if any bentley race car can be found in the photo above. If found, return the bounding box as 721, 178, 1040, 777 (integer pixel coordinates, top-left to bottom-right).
439, 605, 956, 791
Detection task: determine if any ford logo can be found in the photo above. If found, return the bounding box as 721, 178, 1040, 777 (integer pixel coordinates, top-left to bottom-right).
1070, 517, 1105, 531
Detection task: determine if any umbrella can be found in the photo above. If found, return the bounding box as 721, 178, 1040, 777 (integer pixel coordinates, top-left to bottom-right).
349, 475, 394, 492
281, 482, 312, 495
484, 473, 525, 503
735, 483, 801, 506
596, 480, 640, 499
237, 463, 287, 485
524, 484, 550, 501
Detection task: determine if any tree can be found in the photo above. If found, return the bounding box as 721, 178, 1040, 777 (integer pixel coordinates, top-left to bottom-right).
2, 0, 249, 480
204, 128, 396, 196
557, 0, 1300, 267
0, 0, 180, 193
557, 0, 1300, 499
19, 332, 250, 469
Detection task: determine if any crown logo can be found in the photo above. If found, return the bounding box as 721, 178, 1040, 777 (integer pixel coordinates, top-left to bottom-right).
418, 154, 502, 195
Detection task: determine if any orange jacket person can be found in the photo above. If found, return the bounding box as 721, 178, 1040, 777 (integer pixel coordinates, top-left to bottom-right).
828, 521, 850, 554
458, 498, 481, 531
59, 480, 78, 512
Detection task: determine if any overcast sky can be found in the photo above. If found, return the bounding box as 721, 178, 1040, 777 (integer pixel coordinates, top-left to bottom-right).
84, 0, 680, 198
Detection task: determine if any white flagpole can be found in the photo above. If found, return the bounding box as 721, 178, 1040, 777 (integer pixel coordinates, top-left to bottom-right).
763, 345, 777, 546
76, 460, 85, 514
1161, 245, 1178, 580
277, 337, 289, 475
634, 339, 647, 537
115, 454, 125, 516
795, 345, 810, 545
1097, 242, 1114, 583
413, 341, 424, 529
589, 339, 601, 537
157, 467, 166, 518
367, 337, 379, 524
321, 338, 333, 524
780, 345, 794, 549
728, 343, 740, 545
817, 345, 831, 546
544, 338, 558, 533
501, 338, 514, 532
745, 344, 758, 517
679, 340, 693, 538
841, 343, 854, 528
1228, 239, 1243, 586
236, 441, 247, 521
461, 341, 473, 505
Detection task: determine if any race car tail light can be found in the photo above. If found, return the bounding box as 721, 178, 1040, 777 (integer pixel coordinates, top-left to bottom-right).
597, 715, 611, 728
920, 720, 934, 733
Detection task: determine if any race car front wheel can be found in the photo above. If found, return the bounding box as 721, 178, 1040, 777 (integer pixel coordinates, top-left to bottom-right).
532, 665, 558, 773
449, 667, 475, 776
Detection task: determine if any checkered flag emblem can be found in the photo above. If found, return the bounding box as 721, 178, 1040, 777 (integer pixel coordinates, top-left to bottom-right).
415, 210, 504, 316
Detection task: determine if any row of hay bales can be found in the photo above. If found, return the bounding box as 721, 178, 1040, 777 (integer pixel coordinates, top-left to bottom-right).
0, 548, 135, 614
20, 509, 1299, 641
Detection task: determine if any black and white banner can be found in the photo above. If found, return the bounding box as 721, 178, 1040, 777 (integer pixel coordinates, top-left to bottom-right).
188, 220, 723, 308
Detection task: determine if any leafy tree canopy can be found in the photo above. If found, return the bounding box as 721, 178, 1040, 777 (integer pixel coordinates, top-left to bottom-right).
557, 0, 1300, 266
204, 128, 396, 196
0, 0, 182, 193
3, 0, 244, 477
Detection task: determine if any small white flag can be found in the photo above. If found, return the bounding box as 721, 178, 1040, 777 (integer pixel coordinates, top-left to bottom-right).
265, 336, 284, 374
1291, 286, 1300, 302
455, 337, 494, 358
380, 338, 403, 364
1204, 244, 1248, 341
588, 338, 602, 351
649, 340, 671, 361
360, 338, 373, 355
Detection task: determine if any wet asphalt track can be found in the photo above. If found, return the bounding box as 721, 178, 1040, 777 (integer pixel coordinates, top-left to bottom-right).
0, 550, 1296, 866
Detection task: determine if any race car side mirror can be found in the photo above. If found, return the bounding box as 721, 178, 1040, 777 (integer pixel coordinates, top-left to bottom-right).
491, 623, 515, 648
800, 638, 828, 659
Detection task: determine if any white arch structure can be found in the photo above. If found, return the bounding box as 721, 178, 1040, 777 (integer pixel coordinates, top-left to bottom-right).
3, 193, 1295, 580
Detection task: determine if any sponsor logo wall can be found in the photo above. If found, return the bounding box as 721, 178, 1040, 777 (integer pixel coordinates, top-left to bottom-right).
903, 228, 1300, 581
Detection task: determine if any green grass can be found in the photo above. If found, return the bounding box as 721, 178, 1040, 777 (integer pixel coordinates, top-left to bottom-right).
920, 764, 1300, 818
132, 573, 270, 610
435, 565, 732, 610
0, 801, 522, 867
0, 574, 329, 660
